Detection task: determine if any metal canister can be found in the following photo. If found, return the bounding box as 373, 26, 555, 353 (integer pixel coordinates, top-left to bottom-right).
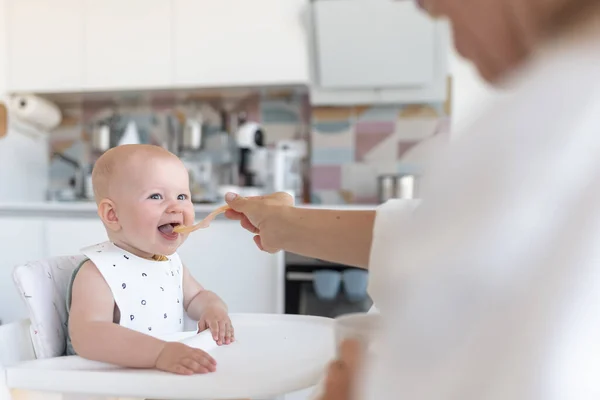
395, 174, 419, 199
377, 175, 397, 203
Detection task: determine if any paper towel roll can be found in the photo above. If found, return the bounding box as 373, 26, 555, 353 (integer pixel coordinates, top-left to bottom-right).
8, 94, 62, 130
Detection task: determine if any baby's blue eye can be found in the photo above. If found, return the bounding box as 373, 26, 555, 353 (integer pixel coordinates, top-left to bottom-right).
149, 193, 162, 200
178, 194, 188, 200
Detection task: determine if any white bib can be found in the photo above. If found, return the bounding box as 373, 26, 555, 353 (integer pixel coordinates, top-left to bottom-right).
80, 241, 185, 338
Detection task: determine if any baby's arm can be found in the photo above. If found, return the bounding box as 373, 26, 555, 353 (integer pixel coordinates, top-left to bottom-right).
69, 261, 216, 374
182, 265, 233, 345
68, 260, 165, 367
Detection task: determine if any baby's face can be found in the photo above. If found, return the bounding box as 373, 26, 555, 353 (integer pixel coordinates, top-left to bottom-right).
112, 156, 195, 256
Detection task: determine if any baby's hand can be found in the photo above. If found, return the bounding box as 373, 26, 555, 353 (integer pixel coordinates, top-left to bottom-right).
155, 342, 216, 375
198, 304, 235, 346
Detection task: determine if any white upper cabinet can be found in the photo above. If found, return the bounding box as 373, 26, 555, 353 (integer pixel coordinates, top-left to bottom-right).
312, 0, 435, 89
309, 0, 450, 105
2, 0, 446, 100
5, 0, 84, 92
84, 0, 172, 90
172, 0, 311, 88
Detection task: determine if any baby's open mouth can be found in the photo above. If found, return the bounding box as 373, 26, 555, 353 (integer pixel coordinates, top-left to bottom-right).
158, 223, 181, 235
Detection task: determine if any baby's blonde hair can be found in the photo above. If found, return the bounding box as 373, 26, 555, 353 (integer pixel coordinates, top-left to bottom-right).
91, 144, 178, 203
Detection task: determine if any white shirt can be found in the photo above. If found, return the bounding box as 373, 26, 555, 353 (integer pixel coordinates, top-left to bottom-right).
363, 31, 600, 399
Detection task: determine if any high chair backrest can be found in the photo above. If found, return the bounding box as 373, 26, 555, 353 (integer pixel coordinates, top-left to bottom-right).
12, 255, 87, 359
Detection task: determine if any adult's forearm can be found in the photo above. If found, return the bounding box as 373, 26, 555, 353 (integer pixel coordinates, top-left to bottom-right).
70, 321, 165, 368
276, 208, 376, 268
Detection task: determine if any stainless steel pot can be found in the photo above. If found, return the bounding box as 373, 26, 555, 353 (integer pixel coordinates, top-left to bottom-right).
377, 174, 419, 202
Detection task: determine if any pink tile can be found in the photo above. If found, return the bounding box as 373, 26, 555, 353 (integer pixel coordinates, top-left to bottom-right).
433, 117, 450, 136
398, 141, 419, 158
356, 132, 394, 161
243, 95, 261, 122
150, 96, 176, 111
311, 165, 342, 190
82, 100, 114, 120
300, 94, 312, 124
355, 121, 395, 135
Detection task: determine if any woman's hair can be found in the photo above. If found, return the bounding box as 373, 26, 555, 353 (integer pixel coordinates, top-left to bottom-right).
545, 0, 600, 37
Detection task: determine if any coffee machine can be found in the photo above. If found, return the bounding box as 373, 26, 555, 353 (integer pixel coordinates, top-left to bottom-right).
235, 114, 265, 187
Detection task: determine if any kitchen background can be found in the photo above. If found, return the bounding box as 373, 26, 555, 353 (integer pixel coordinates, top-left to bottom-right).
0, 0, 469, 207
46, 90, 450, 205
0, 0, 499, 359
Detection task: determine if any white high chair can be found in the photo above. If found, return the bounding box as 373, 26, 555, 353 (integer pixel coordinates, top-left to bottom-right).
0, 256, 336, 400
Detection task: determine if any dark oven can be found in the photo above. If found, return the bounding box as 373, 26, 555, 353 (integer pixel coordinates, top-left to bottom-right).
284, 253, 373, 318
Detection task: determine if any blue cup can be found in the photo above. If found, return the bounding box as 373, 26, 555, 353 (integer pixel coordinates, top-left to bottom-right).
342, 269, 368, 302
313, 269, 342, 300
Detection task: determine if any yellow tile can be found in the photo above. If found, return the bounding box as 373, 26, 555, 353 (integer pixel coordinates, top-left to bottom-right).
399, 105, 440, 118
312, 107, 354, 121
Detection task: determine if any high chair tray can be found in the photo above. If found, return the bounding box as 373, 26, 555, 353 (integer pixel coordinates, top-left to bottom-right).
6, 313, 335, 400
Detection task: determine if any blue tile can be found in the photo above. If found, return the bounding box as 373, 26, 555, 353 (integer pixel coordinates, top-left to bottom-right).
312, 121, 352, 134
396, 162, 422, 174
311, 193, 323, 204
312, 147, 355, 165
357, 106, 400, 122
261, 101, 299, 124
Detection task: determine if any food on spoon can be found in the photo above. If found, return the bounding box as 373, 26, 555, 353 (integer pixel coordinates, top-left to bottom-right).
173, 205, 231, 234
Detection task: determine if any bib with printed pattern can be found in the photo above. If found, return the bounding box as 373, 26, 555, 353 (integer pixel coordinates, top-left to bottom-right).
80, 241, 185, 337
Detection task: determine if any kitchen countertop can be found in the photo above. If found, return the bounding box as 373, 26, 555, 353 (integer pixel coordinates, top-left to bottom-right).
0, 201, 379, 218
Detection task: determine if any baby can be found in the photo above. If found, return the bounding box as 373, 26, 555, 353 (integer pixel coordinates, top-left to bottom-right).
66, 144, 234, 375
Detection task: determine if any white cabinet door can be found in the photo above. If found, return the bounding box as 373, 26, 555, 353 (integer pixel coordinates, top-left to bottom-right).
312, 0, 437, 89
176, 221, 280, 314
84, 0, 172, 90
6, 0, 84, 92
45, 219, 108, 257
173, 0, 310, 87
0, 218, 46, 324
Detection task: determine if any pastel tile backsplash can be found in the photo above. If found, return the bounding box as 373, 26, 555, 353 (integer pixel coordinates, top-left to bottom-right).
46, 87, 449, 205
310, 103, 449, 205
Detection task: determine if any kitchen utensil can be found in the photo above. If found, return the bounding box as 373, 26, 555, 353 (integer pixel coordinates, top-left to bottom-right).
396, 174, 418, 199
0, 101, 7, 139
182, 118, 203, 151
52, 152, 89, 199
377, 175, 396, 203
91, 123, 110, 152
377, 173, 420, 202
173, 204, 231, 234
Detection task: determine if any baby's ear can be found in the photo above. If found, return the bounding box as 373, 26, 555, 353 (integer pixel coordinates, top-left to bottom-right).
97, 199, 121, 231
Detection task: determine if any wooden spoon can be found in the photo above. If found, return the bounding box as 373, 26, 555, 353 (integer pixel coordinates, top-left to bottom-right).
173, 204, 231, 234
0, 101, 7, 139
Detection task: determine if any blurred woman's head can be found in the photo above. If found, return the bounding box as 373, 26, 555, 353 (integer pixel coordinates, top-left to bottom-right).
418, 0, 600, 83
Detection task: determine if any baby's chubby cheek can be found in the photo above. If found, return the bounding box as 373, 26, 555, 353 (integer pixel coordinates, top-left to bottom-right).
185, 211, 195, 226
